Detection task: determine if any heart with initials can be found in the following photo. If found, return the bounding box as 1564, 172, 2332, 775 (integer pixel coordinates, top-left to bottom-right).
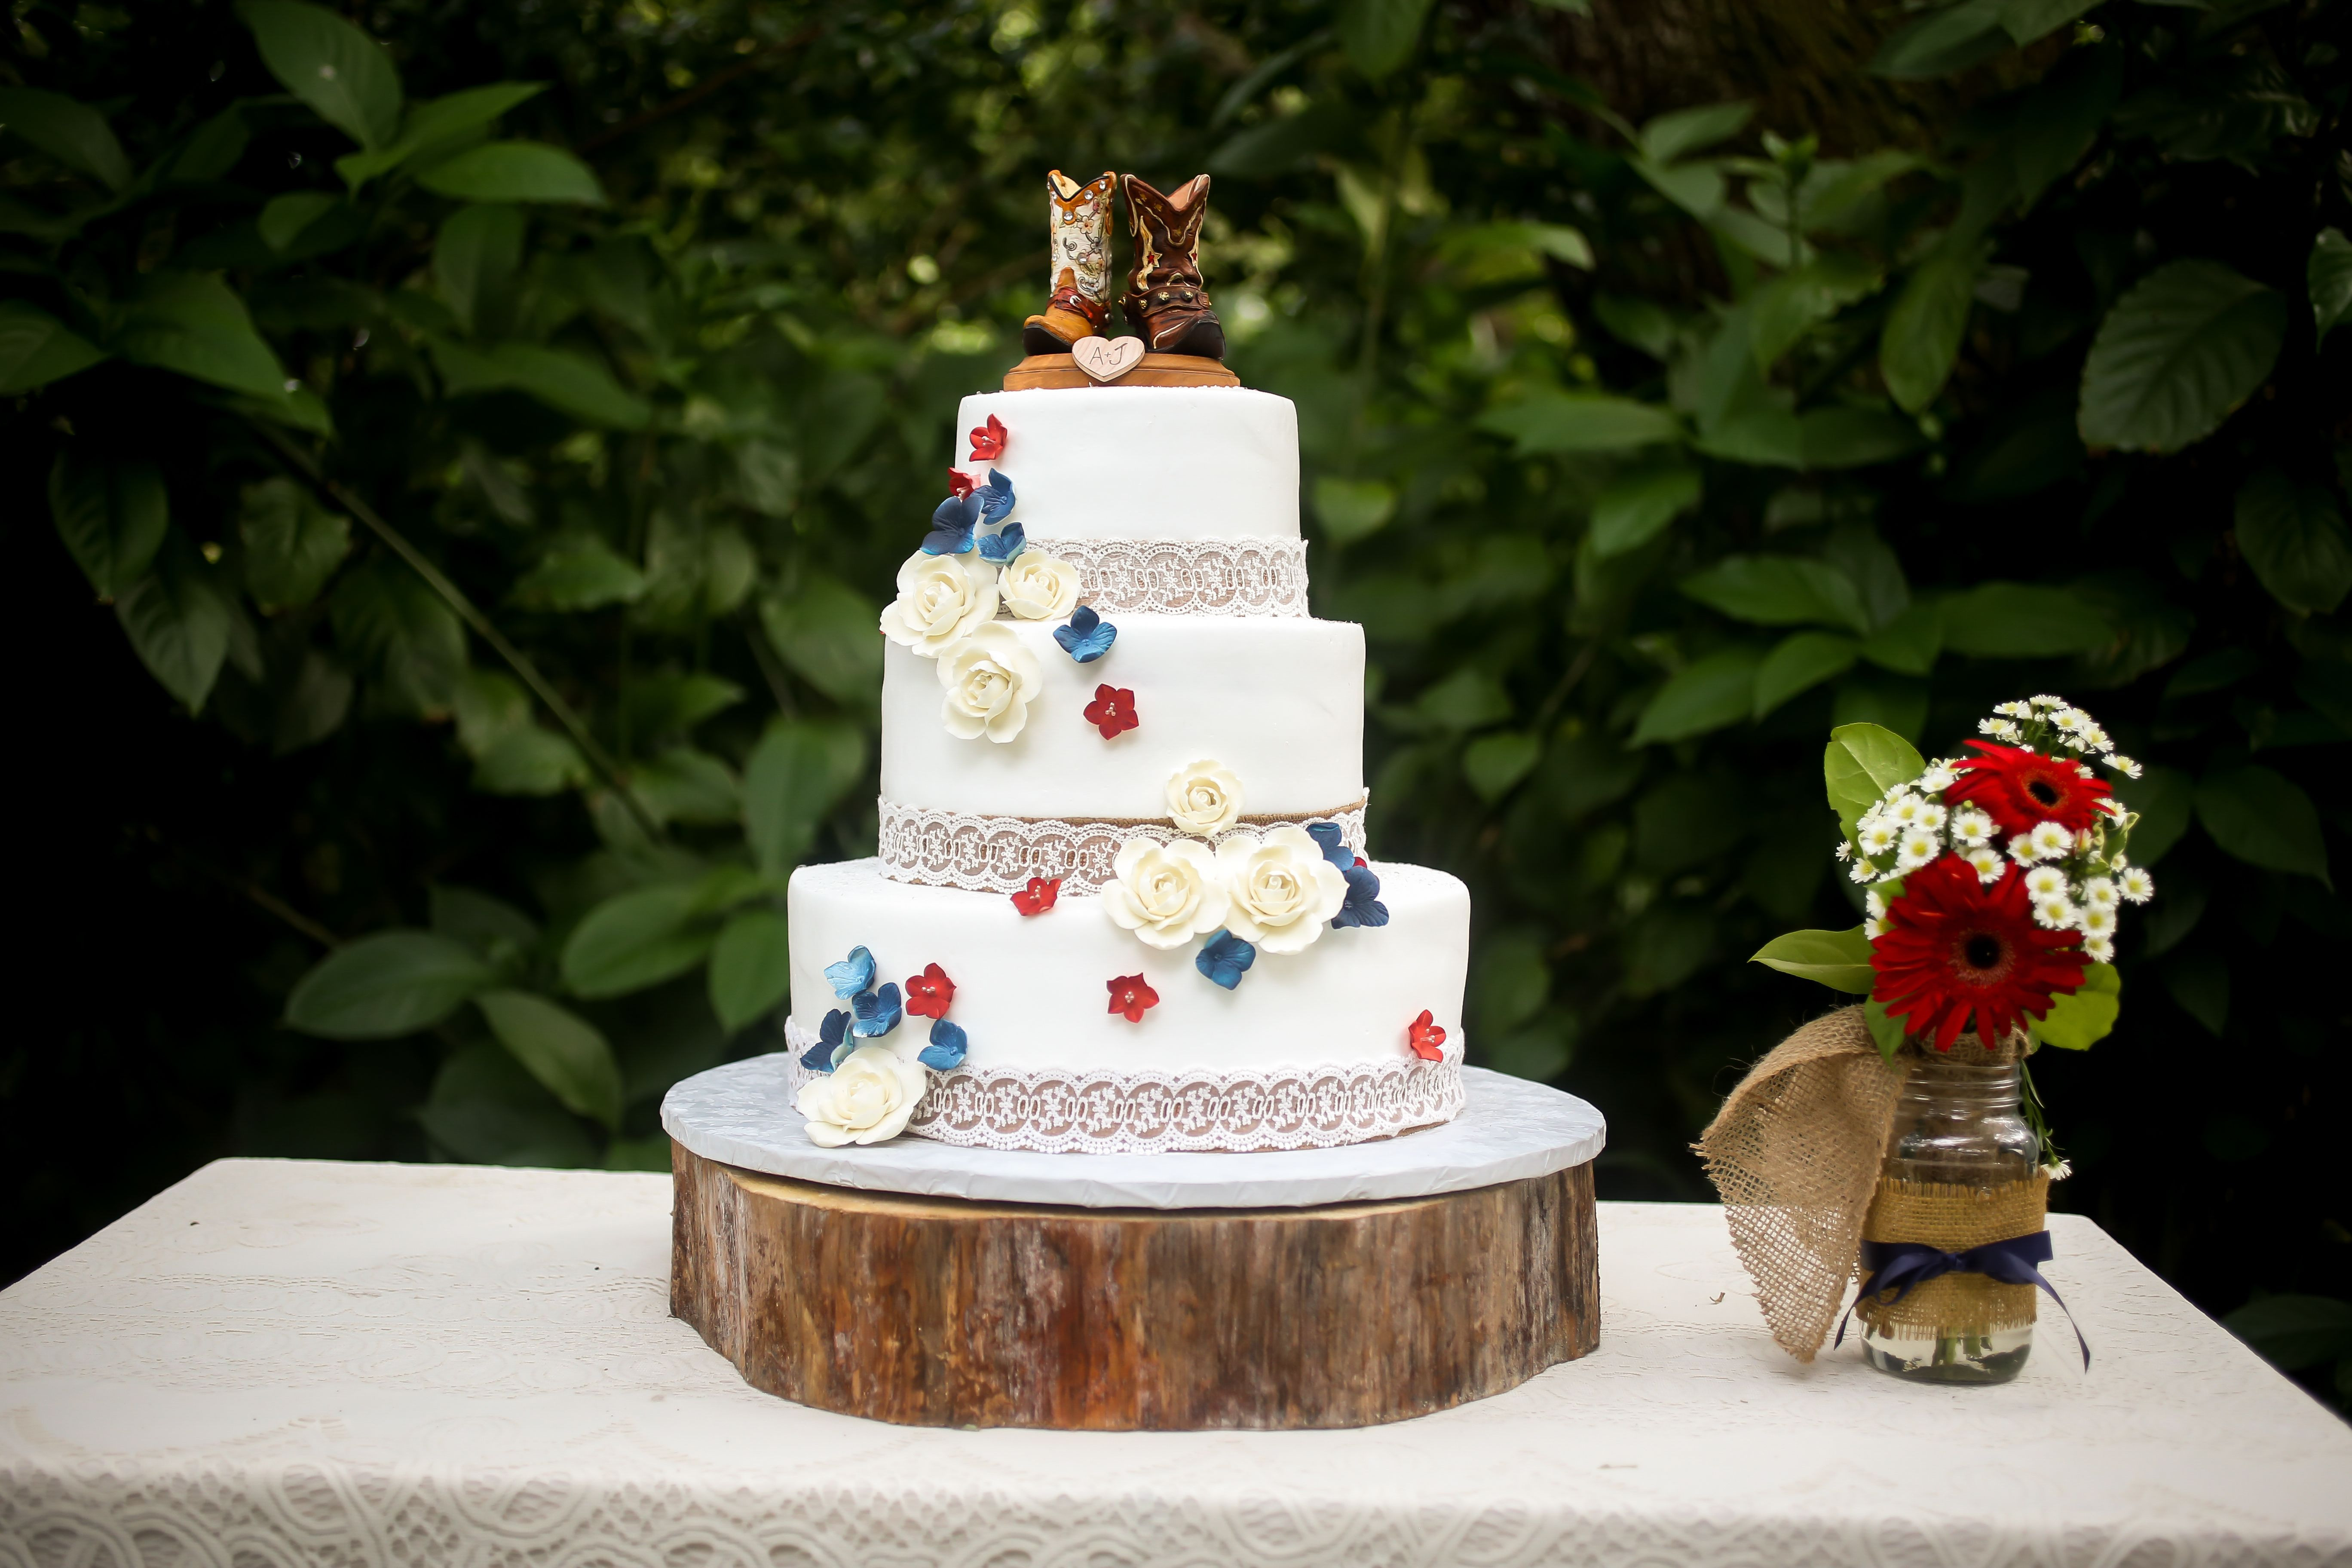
1070, 335, 1147, 383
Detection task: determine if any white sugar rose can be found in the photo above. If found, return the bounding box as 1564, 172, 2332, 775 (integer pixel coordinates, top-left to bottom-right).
1102, 835, 1231, 950
796, 1045, 928, 1147
1216, 826, 1347, 955
937, 623, 1041, 743
879, 550, 999, 656
999, 551, 1081, 620
1165, 758, 1244, 836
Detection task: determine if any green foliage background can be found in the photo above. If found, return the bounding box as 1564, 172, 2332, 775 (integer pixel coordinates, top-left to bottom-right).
5, 0, 2347, 1403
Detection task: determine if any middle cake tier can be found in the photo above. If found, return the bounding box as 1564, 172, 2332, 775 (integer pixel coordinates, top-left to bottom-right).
881, 612, 1365, 823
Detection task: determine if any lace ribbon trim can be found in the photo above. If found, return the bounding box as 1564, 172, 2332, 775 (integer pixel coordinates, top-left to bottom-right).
782, 1018, 1466, 1154
878, 795, 1368, 895
1022, 535, 1310, 617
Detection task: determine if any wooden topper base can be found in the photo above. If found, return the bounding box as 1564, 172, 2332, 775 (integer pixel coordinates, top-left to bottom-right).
670, 1141, 1598, 1430
1003, 352, 1241, 390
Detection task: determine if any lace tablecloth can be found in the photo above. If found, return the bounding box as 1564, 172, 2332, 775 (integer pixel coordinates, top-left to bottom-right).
2, 1159, 2346, 1568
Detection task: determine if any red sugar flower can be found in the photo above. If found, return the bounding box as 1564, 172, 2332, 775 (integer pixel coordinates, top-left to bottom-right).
1084, 683, 1139, 739
1872, 854, 2087, 1051
947, 469, 976, 499
1107, 973, 1159, 1023
1407, 1009, 1448, 1061
968, 414, 1008, 462
904, 962, 955, 1020
1011, 876, 1061, 916
1945, 741, 2113, 839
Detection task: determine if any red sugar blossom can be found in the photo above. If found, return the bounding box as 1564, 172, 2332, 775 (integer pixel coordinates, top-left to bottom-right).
904, 962, 955, 1020
1084, 683, 1139, 739
1011, 877, 1061, 916
1872, 854, 2087, 1051
1107, 973, 1160, 1023
947, 469, 976, 499
968, 414, 1008, 462
1946, 741, 2113, 839
1407, 1009, 1448, 1061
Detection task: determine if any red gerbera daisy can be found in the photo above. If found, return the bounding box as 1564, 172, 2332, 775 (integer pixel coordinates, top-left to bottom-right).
1011, 876, 1061, 916
1406, 1009, 1447, 1061
1872, 854, 2088, 1051
904, 962, 955, 1019
947, 469, 976, 499
1106, 973, 1159, 1023
968, 414, 1007, 462
1083, 684, 1139, 739
1945, 741, 2112, 839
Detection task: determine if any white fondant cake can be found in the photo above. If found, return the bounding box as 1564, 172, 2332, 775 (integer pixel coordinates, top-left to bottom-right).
784, 380, 1472, 1152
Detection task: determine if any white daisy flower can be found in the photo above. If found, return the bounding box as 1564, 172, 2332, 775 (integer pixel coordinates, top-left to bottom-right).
2110, 754, 2144, 779
1966, 847, 2006, 883
1850, 860, 1877, 885
1918, 763, 1958, 793
2027, 821, 2074, 860
1834, 840, 1852, 861
2084, 877, 2119, 908
1866, 889, 1886, 919
2053, 707, 2089, 736
1896, 829, 1940, 872
1859, 821, 1900, 857
2082, 934, 2115, 964
2117, 866, 2155, 903
2023, 865, 2069, 899
2033, 893, 2077, 930
1994, 700, 2033, 719
1916, 802, 1948, 833
1979, 717, 2022, 741
2031, 694, 2066, 709
2078, 903, 2116, 937
1951, 807, 1997, 847
2076, 763, 2098, 780
1886, 794, 1932, 828
1865, 916, 1887, 939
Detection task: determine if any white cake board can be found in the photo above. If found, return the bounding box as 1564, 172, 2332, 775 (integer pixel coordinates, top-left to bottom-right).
661, 1054, 1605, 1210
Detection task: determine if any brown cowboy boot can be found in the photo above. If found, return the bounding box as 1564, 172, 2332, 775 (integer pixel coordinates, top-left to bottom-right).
1021, 169, 1118, 356
1119, 173, 1225, 361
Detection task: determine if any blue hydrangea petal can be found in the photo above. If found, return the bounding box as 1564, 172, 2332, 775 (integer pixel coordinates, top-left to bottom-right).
1053, 604, 1117, 663
917, 1017, 969, 1071
1331, 863, 1390, 929
824, 945, 877, 998
1304, 822, 1356, 871
851, 982, 903, 1037
802, 1010, 850, 1072
1194, 929, 1256, 990
977, 521, 1026, 564
977, 469, 1017, 523
922, 494, 980, 555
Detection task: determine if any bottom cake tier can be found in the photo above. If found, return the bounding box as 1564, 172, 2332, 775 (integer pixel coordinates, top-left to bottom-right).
783, 857, 1470, 1152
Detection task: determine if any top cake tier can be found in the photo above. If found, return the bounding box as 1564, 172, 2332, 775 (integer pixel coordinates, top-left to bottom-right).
957, 386, 1298, 541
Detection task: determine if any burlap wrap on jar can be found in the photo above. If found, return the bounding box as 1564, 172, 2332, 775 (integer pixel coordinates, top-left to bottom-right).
1856, 1171, 2049, 1337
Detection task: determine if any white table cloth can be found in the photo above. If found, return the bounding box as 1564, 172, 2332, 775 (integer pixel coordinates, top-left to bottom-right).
2, 1158, 2346, 1568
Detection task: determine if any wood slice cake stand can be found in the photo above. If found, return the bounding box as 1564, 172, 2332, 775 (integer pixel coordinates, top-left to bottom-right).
664, 1060, 1605, 1431
1003, 350, 1240, 390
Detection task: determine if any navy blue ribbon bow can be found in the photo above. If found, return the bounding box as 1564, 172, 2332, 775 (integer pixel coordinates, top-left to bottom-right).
1834, 1229, 2090, 1369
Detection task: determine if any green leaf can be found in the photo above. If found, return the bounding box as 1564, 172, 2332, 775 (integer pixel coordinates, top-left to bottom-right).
49, 450, 167, 599
1755, 631, 1859, 717
2312, 228, 2352, 348
2196, 765, 2330, 887
1463, 730, 1542, 802
0, 87, 132, 190
1859, 602, 1943, 674
2113, 763, 2193, 866
430, 884, 539, 961
1479, 393, 1684, 454
2003, 47, 2121, 212
168, 106, 251, 184
115, 272, 292, 399
1796, 406, 1927, 470
1880, 239, 1988, 413
744, 718, 867, 875
1637, 102, 1751, 166
633, 747, 741, 826
2233, 469, 2352, 617
2165, 950, 2229, 1038
2031, 962, 2120, 1050
1629, 647, 1762, 745
0, 301, 107, 393
1997, 0, 2099, 46
514, 539, 646, 611
622, 673, 743, 744
334, 82, 546, 189
475, 989, 622, 1130
1825, 721, 1925, 835
1311, 476, 1397, 544
238, 476, 349, 611
257, 191, 343, 251
560, 882, 718, 999
2078, 260, 2285, 453
1862, 996, 1907, 1060
1750, 254, 1883, 367
433, 340, 650, 429
416, 141, 605, 204
1750, 925, 1874, 993
2223, 1294, 2352, 1372
760, 575, 882, 705
1870, 0, 2009, 80
433, 204, 523, 335
1939, 582, 2113, 657
1681, 555, 1872, 633
238, 0, 403, 150
1831, 668, 1928, 744
709, 909, 792, 1034
1589, 461, 1700, 558
330, 557, 466, 717
284, 930, 495, 1038
473, 726, 588, 796
116, 533, 231, 712
1336, 0, 1435, 79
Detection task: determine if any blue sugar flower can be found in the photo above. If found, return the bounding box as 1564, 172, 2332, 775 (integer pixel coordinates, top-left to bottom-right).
1332, 862, 1390, 929
1304, 821, 1357, 872
1195, 929, 1256, 990
851, 982, 903, 1037
922, 493, 980, 555
977, 521, 1026, 565
917, 1017, 969, 1071
1054, 604, 1118, 663
802, 1008, 850, 1072
824, 945, 877, 999
976, 469, 1016, 524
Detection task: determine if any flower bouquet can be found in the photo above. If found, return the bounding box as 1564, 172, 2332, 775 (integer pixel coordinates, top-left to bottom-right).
1700, 697, 2155, 1382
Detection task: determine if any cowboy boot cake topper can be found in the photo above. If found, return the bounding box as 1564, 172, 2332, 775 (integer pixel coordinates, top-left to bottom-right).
1022, 169, 1118, 357
1120, 172, 1225, 361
